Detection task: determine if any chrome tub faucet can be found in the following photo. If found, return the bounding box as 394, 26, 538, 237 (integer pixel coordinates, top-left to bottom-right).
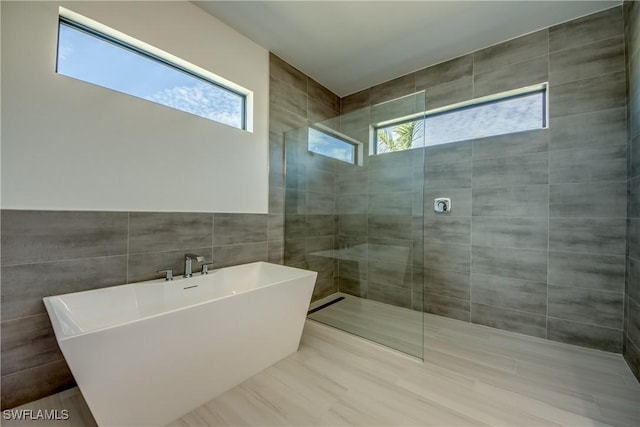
184, 253, 204, 278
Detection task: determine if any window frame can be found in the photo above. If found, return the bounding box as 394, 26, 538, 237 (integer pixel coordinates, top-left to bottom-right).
56, 14, 248, 130
372, 84, 548, 155
307, 125, 361, 165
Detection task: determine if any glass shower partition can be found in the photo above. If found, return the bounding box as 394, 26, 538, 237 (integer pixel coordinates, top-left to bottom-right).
284, 92, 426, 359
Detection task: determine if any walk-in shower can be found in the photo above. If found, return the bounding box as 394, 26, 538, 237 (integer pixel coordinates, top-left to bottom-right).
284, 92, 426, 359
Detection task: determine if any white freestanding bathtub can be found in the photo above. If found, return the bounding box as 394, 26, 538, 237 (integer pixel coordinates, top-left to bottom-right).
43, 262, 317, 426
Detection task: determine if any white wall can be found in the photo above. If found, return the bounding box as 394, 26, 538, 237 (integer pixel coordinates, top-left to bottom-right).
1, 1, 269, 213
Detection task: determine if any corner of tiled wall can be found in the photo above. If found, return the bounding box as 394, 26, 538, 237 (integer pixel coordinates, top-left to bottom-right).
269, 53, 342, 301
623, 0, 640, 382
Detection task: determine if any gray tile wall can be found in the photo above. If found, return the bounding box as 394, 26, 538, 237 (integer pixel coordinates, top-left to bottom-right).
270, 53, 342, 301
548, 6, 627, 351
340, 149, 423, 310
624, 0, 640, 382
0, 210, 277, 409
332, 92, 426, 312
342, 6, 628, 353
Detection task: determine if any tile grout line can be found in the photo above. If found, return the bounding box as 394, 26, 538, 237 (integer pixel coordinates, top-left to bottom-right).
1, 358, 67, 379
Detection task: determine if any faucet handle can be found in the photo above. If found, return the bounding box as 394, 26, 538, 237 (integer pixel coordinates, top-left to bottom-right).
185, 253, 205, 263
201, 264, 214, 275
157, 269, 173, 281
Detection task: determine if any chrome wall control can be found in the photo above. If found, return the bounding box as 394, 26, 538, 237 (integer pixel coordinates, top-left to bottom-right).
434, 198, 451, 214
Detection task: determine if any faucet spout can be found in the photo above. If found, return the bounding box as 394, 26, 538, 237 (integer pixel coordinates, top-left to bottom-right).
184, 254, 204, 278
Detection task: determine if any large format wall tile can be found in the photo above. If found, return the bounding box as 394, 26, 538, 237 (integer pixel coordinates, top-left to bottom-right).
370, 92, 423, 124
338, 172, 368, 195
549, 182, 627, 218
370, 167, 413, 192
624, 336, 640, 381
629, 177, 640, 218
549, 144, 626, 184
549, 6, 623, 52
471, 246, 547, 282
550, 36, 624, 85
1, 210, 128, 266
471, 217, 548, 250
369, 73, 416, 106
270, 54, 307, 92
423, 216, 471, 245
473, 29, 548, 74
129, 212, 213, 254
550, 72, 626, 118
629, 219, 640, 260
367, 261, 411, 288
424, 160, 471, 189
368, 215, 412, 240
307, 169, 335, 194
370, 148, 416, 170
423, 268, 470, 300
424, 293, 470, 322
472, 152, 548, 188
424, 242, 470, 272
368, 282, 412, 309
550, 107, 627, 151
471, 303, 546, 338
214, 242, 269, 268
369, 192, 413, 216
627, 298, 640, 347
415, 54, 473, 89
425, 141, 471, 165
627, 257, 640, 304
305, 215, 335, 237
625, 0, 640, 381
471, 274, 547, 315
214, 214, 268, 245
548, 251, 625, 291
547, 317, 622, 352
306, 192, 335, 215
425, 77, 473, 110
472, 186, 549, 217
472, 129, 549, 160
1, 314, 63, 376
341, 89, 370, 114
549, 218, 626, 255
1, 256, 127, 320
308, 78, 340, 112
1, 360, 75, 412
270, 76, 308, 117
474, 55, 548, 98
548, 285, 623, 329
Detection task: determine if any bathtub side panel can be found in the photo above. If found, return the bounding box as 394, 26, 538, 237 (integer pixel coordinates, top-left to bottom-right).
58, 273, 316, 426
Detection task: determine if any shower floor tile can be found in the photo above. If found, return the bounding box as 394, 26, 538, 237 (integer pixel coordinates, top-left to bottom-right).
308, 293, 423, 358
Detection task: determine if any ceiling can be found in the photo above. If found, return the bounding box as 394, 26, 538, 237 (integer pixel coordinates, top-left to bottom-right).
194, 1, 621, 97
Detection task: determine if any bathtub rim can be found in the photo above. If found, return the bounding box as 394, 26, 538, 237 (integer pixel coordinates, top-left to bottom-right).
43, 261, 317, 341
